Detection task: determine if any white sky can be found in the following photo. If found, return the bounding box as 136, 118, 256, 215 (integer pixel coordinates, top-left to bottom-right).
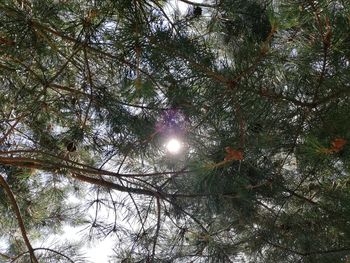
54, 225, 115, 263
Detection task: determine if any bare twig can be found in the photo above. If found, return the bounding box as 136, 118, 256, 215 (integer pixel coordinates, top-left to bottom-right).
0, 113, 27, 144
151, 197, 161, 262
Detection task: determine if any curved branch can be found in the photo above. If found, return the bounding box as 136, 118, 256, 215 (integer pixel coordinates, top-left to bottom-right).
0, 174, 38, 263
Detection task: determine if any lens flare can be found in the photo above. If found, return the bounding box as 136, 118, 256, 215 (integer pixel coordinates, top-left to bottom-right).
165, 138, 182, 154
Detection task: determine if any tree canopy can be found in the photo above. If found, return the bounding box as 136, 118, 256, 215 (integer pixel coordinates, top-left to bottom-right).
0, 0, 350, 262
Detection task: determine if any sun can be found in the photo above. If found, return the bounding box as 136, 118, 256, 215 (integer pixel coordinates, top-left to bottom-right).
165, 138, 182, 154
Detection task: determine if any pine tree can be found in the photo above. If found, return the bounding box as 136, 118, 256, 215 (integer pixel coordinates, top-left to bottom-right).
0, 0, 350, 262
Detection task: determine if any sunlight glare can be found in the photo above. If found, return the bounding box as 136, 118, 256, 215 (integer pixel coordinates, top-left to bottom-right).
165, 138, 182, 154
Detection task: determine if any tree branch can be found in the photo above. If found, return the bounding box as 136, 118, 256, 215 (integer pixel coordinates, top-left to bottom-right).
0, 174, 38, 263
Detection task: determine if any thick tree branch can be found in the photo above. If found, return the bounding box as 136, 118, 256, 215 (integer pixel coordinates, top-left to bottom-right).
72, 172, 160, 197
0, 152, 189, 178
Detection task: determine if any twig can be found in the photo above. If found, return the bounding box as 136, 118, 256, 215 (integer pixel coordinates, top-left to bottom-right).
0, 113, 27, 144
151, 197, 161, 262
